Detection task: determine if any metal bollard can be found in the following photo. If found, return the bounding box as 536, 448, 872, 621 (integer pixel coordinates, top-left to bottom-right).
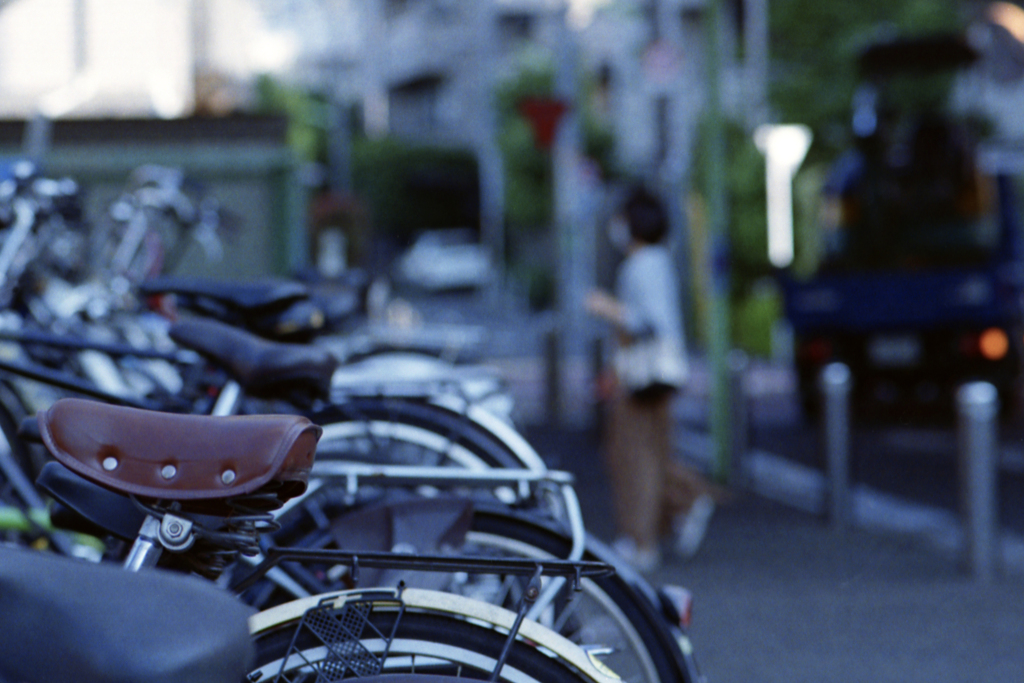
728, 349, 750, 487
819, 363, 852, 528
956, 382, 1000, 582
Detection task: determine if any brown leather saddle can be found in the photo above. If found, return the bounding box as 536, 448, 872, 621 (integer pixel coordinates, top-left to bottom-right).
37, 398, 321, 505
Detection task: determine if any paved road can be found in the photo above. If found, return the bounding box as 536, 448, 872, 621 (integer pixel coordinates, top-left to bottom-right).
654, 494, 1024, 683
522, 358, 1024, 683
526, 423, 1024, 683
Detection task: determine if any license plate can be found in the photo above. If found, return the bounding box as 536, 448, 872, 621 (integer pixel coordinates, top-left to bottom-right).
867, 334, 921, 367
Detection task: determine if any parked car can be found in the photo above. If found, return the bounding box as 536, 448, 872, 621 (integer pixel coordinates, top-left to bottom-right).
395, 228, 494, 292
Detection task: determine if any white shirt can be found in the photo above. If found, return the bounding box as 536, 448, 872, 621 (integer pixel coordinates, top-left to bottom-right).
615, 244, 685, 345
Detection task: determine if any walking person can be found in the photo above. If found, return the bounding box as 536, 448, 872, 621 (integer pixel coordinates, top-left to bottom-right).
586, 185, 717, 572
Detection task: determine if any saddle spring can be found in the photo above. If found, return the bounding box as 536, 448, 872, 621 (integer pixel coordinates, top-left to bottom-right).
133, 484, 284, 579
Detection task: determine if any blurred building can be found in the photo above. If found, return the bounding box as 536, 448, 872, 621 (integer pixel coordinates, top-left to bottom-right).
288, 0, 768, 181
577, 0, 767, 178
8, 2, 1024, 170
0, 0, 771, 178
0, 0, 294, 119
0, 0, 773, 282
285, 0, 768, 295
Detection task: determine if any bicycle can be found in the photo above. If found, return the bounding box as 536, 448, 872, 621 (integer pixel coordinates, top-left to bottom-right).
0, 167, 704, 683
0, 163, 531, 479
28, 428, 703, 683
3, 532, 578, 683
246, 469, 704, 683
26, 396, 621, 683
0, 311, 705, 683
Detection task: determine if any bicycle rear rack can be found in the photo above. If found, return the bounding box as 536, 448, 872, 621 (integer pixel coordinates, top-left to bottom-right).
248, 466, 591, 622
231, 547, 613, 595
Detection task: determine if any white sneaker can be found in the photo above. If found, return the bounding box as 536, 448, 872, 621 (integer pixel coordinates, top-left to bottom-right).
675, 494, 715, 559
611, 536, 661, 573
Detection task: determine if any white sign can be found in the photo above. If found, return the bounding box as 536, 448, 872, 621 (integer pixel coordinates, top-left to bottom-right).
754, 124, 813, 268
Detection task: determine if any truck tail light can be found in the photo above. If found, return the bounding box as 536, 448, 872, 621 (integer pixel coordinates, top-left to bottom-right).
799, 338, 833, 365
979, 327, 1009, 361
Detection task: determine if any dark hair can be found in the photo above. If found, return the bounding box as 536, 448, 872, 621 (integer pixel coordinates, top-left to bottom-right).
623, 186, 668, 244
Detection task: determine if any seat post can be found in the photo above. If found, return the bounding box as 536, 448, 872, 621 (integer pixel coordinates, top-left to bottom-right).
211, 379, 243, 416
123, 515, 164, 572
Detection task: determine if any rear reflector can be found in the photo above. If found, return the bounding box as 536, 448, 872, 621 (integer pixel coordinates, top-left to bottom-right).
659, 584, 693, 629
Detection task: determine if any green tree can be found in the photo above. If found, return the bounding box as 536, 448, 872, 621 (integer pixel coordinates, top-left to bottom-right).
690, 115, 775, 354
496, 61, 556, 232
254, 75, 328, 162
350, 138, 479, 246
770, 0, 963, 163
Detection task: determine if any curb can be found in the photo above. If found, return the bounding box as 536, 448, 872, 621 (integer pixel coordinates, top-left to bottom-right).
676, 426, 1024, 576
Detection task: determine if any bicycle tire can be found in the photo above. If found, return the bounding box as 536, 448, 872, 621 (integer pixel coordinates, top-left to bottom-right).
310, 398, 537, 470
465, 508, 693, 683
248, 496, 690, 683
248, 587, 620, 683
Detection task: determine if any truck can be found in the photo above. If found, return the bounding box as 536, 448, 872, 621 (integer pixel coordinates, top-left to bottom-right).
781, 33, 1024, 421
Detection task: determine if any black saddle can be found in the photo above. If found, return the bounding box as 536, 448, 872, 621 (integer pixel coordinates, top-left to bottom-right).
140, 276, 309, 313
36, 460, 144, 540
169, 316, 338, 400
0, 546, 254, 683
140, 276, 333, 339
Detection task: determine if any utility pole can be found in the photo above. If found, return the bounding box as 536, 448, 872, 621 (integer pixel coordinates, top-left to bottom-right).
744, 0, 770, 127
704, 0, 732, 483
650, 0, 692, 378
361, 0, 389, 138
474, 0, 505, 302
552, 3, 585, 422
327, 91, 353, 195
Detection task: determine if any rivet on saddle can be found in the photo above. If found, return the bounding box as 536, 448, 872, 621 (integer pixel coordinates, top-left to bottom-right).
37, 398, 321, 504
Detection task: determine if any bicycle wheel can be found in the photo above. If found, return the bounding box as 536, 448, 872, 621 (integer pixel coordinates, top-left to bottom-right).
458, 510, 683, 683
247, 496, 691, 683
248, 587, 620, 683
310, 398, 539, 470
